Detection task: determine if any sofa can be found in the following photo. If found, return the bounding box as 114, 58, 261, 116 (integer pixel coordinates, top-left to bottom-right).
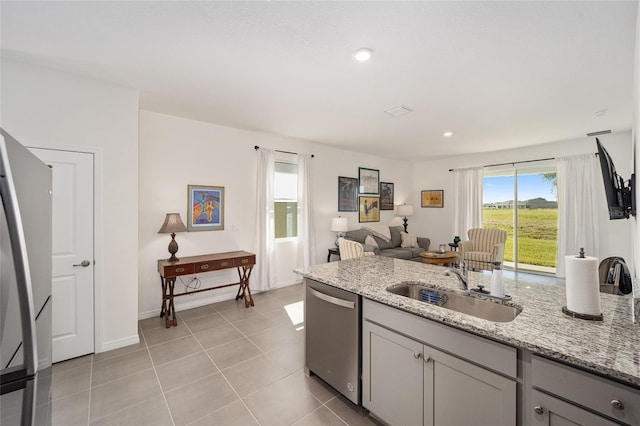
344, 226, 430, 261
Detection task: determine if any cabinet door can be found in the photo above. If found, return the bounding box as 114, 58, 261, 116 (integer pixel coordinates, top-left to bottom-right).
424, 345, 516, 426
363, 320, 423, 426
530, 390, 619, 426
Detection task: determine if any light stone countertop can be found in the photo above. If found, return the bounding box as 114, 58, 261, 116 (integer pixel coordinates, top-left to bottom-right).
295, 256, 640, 388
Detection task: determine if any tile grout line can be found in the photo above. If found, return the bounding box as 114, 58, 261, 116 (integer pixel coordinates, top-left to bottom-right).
187, 313, 263, 426
144, 319, 177, 426
85, 355, 93, 426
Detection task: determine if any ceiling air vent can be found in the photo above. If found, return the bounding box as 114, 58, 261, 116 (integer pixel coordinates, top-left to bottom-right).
586, 130, 611, 137
384, 105, 414, 117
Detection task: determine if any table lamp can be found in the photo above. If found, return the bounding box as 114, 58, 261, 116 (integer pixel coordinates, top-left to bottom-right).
396, 204, 414, 233
331, 217, 349, 247
158, 213, 188, 261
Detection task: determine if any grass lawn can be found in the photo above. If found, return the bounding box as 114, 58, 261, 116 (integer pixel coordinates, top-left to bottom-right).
483, 208, 558, 268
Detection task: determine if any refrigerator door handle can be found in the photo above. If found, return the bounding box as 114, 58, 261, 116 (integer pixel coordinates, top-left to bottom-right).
0, 136, 39, 377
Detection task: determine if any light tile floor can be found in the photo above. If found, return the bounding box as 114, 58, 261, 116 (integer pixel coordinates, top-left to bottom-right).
51, 284, 380, 426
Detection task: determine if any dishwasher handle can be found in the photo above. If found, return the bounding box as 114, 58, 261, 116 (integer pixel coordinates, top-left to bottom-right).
309, 287, 355, 309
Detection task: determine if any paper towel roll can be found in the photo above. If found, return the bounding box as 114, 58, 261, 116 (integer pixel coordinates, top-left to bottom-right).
565, 255, 601, 316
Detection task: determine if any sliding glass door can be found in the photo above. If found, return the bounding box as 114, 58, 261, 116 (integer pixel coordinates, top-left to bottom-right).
483, 164, 558, 273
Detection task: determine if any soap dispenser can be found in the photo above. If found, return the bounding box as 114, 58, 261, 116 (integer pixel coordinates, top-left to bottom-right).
490, 261, 504, 298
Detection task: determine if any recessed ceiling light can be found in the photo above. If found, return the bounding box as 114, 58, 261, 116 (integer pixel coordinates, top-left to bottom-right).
353, 48, 374, 62
592, 109, 608, 117
443, 131, 454, 137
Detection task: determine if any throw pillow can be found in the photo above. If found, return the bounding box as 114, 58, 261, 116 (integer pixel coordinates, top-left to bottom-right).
365, 235, 379, 250
364, 225, 391, 242
400, 232, 419, 248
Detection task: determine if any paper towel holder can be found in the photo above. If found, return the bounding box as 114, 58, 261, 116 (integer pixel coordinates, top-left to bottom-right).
561, 306, 603, 321
563, 248, 604, 321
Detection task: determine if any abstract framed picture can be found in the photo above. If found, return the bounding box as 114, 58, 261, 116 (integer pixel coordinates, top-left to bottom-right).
338, 176, 358, 212
359, 196, 380, 223
421, 190, 444, 208
379, 182, 394, 210
187, 185, 225, 231
358, 167, 380, 195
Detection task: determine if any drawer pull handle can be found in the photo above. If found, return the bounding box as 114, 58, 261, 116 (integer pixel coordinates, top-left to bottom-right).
413, 353, 422, 359
201, 264, 209, 270
221, 262, 229, 267
533, 406, 544, 415
176, 267, 185, 273
242, 259, 249, 263
611, 400, 624, 410
424, 356, 432, 363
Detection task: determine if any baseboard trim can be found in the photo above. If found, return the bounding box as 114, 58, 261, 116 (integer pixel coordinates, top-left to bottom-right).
98, 334, 140, 353
137, 280, 303, 320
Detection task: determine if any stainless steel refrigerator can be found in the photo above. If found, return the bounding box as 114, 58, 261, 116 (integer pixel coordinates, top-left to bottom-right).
0, 128, 53, 426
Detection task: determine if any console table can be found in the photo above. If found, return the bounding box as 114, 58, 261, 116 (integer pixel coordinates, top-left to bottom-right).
157, 251, 256, 328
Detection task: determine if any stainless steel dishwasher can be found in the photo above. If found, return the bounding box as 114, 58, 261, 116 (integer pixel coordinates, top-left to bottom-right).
304, 279, 361, 405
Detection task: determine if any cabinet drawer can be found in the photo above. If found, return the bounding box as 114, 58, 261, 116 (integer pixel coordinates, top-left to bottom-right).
233, 255, 255, 267
532, 355, 640, 425
196, 259, 233, 271
163, 264, 195, 277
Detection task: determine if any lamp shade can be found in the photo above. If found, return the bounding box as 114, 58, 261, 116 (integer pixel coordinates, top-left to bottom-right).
331, 217, 348, 232
397, 204, 414, 217
158, 213, 188, 234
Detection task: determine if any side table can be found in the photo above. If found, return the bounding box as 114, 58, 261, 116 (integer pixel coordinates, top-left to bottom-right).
327, 247, 340, 262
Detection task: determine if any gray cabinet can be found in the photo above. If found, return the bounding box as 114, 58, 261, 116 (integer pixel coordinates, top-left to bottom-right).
362, 300, 516, 426
530, 355, 640, 426
362, 321, 423, 426
530, 389, 619, 426
424, 345, 515, 426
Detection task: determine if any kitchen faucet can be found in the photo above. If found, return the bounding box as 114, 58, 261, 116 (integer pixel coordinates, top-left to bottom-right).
444, 257, 468, 290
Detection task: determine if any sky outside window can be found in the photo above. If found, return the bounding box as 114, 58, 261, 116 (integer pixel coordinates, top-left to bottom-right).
483, 174, 557, 203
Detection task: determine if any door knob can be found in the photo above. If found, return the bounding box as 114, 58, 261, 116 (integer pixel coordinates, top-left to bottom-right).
73, 260, 91, 267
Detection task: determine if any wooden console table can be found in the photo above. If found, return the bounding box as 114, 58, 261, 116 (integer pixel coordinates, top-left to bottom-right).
157, 251, 256, 328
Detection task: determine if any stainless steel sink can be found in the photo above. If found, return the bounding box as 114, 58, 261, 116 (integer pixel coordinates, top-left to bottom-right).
387, 283, 522, 322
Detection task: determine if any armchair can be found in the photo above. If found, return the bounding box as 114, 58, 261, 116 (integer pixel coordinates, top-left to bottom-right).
459, 228, 507, 271
338, 237, 376, 260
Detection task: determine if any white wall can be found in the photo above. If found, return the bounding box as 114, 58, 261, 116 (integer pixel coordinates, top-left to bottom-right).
138, 111, 413, 317
412, 132, 634, 272
1, 58, 140, 351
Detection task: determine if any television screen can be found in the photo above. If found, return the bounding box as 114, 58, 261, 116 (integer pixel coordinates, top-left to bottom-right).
596, 138, 632, 220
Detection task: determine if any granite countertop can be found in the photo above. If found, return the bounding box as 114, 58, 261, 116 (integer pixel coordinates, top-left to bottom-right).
295, 256, 640, 388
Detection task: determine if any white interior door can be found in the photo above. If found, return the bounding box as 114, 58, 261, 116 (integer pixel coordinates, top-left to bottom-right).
29, 148, 94, 363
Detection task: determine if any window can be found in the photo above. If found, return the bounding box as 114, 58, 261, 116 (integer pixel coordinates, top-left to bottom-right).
483, 163, 558, 273
274, 161, 298, 238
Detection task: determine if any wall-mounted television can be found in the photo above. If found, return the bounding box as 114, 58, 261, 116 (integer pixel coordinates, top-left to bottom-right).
596, 138, 635, 220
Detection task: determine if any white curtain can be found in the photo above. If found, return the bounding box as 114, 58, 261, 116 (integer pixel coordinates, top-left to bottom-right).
556, 154, 599, 277
296, 154, 316, 270
254, 148, 276, 291
452, 167, 484, 240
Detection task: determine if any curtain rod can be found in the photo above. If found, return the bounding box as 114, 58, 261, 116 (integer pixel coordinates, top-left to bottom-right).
448, 153, 597, 172
254, 145, 314, 158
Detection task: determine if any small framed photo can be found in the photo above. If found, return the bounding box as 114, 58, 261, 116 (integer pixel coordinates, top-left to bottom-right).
421, 190, 444, 208
359, 196, 380, 223
338, 176, 358, 212
358, 167, 380, 194
379, 182, 394, 210
187, 185, 225, 231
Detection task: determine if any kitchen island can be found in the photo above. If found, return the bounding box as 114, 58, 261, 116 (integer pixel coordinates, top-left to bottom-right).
296, 256, 640, 425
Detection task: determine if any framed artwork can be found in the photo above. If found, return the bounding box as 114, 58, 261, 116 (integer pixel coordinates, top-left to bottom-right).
187, 185, 225, 231
421, 190, 444, 208
359, 196, 380, 223
379, 182, 394, 210
358, 167, 380, 194
338, 176, 358, 212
